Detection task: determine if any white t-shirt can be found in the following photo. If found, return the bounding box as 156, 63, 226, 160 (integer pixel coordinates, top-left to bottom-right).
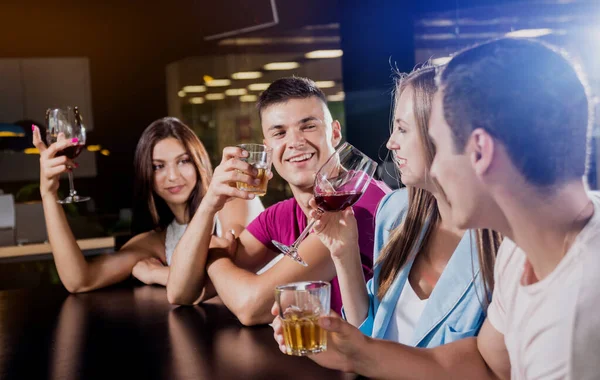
384, 281, 428, 344
487, 192, 600, 380
164, 216, 221, 266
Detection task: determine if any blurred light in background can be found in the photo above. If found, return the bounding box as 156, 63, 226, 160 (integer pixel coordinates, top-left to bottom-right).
263, 62, 300, 70
0, 132, 24, 137
190, 97, 205, 104
305, 49, 343, 59
505, 28, 553, 38
205, 93, 226, 100
219, 36, 340, 46
24, 148, 39, 155
248, 83, 271, 91
177, 90, 186, 97
315, 80, 336, 88
100, 149, 110, 156
327, 92, 345, 102
205, 79, 232, 87
240, 94, 258, 102
87, 145, 101, 152
231, 71, 263, 80
0, 124, 25, 137
225, 88, 248, 96
182, 85, 206, 93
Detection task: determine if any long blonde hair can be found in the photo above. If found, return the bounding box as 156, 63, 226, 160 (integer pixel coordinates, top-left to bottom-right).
376, 65, 502, 306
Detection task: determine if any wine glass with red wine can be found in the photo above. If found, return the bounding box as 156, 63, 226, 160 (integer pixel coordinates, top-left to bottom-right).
45, 107, 90, 204
272, 142, 377, 266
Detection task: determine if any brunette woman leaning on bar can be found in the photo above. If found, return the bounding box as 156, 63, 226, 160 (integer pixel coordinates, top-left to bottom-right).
32, 117, 263, 294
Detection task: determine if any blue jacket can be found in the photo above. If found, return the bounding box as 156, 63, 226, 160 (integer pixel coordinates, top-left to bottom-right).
356, 189, 487, 347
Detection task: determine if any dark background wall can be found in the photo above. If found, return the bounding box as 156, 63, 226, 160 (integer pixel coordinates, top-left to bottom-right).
339, 0, 534, 163
1, 0, 574, 217
0, 0, 340, 214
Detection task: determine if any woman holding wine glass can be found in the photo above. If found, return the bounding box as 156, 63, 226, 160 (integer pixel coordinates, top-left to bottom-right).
33, 116, 263, 293
45, 107, 90, 203
273, 65, 502, 350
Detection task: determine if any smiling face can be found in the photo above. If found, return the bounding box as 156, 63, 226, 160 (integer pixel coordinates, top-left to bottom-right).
151, 137, 197, 208
386, 86, 430, 189
261, 97, 341, 192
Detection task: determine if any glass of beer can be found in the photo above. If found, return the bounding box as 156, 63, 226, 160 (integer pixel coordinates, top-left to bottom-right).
236, 143, 272, 196
275, 281, 331, 356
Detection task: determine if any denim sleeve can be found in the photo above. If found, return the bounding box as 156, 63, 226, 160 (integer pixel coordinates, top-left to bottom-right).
339, 275, 376, 336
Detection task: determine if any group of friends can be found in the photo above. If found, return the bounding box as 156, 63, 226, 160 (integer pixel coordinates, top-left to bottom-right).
33, 37, 600, 379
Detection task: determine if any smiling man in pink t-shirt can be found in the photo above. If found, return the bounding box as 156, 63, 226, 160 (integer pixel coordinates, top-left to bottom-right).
167, 77, 389, 324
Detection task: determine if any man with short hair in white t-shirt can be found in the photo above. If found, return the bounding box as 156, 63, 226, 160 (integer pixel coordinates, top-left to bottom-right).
273, 38, 600, 379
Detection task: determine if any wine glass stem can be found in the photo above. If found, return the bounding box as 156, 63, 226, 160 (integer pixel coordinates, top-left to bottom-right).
289, 210, 322, 251
67, 171, 77, 197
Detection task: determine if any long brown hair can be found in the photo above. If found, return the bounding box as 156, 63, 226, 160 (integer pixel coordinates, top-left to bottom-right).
376, 65, 502, 307
132, 117, 213, 234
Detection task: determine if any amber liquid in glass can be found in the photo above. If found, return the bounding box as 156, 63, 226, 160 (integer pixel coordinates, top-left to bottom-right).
236, 166, 269, 196
281, 310, 327, 356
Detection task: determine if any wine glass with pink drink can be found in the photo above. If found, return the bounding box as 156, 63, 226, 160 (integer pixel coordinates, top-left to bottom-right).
272, 142, 377, 266
45, 106, 90, 204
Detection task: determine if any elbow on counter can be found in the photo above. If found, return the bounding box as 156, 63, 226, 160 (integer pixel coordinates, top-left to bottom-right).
234, 298, 273, 327
166, 287, 196, 306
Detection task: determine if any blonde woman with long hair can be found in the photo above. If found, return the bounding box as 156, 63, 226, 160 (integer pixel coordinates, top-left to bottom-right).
273, 65, 502, 348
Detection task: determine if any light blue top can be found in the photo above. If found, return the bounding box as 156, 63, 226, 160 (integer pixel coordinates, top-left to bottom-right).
352, 188, 488, 347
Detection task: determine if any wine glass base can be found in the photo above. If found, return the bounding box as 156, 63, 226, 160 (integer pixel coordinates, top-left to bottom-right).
57, 195, 91, 204
271, 240, 308, 267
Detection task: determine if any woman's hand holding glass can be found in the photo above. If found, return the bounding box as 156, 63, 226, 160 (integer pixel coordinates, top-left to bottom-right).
308, 198, 360, 262
203, 147, 261, 213
33, 126, 78, 200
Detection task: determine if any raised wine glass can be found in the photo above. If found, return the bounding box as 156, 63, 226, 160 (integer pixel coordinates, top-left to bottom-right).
272, 142, 377, 266
46, 106, 90, 204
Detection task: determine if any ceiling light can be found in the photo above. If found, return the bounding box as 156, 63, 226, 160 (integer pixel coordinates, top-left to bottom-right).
506, 28, 553, 38
24, 147, 40, 154
205, 79, 231, 87
205, 93, 226, 100
305, 49, 343, 59
315, 81, 336, 88
431, 56, 452, 66
231, 71, 263, 80
182, 85, 206, 93
87, 145, 101, 152
225, 88, 248, 96
219, 36, 340, 46
263, 62, 300, 70
100, 149, 110, 156
240, 95, 258, 102
190, 97, 205, 104
177, 90, 186, 97
248, 83, 271, 91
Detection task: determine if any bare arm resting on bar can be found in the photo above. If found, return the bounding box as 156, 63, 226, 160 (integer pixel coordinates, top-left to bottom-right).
34, 128, 262, 293
166, 146, 263, 304
34, 126, 164, 292
272, 310, 511, 380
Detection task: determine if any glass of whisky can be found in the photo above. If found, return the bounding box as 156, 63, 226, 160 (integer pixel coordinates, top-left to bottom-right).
274, 281, 331, 356
236, 143, 272, 196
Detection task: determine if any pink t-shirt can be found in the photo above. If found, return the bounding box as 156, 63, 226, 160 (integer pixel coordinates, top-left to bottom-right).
246, 179, 391, 314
